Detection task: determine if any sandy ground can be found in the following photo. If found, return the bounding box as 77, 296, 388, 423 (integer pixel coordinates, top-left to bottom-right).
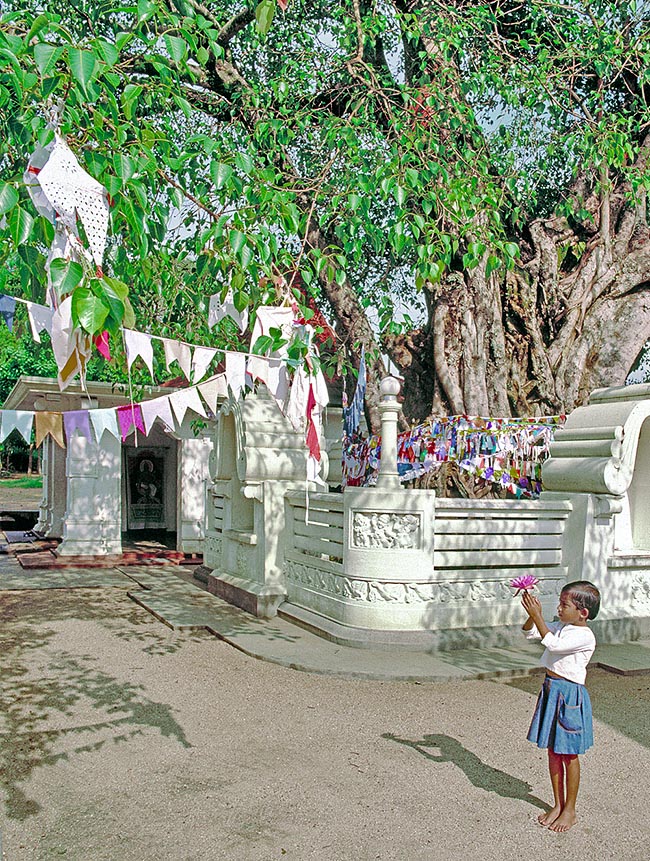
1, 586, 649, 861
0, 480, 41, 512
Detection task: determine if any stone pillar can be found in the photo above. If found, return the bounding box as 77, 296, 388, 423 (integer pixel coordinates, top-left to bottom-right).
178, 434, 212, 554
48, 436, 67, 538
57, 429, 122, 556
34, 435, 52, 534
375, 376, 401, 491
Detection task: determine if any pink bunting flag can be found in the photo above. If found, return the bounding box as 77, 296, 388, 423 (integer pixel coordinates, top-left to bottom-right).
116, 404, 146, 441
93, 331, 111, 361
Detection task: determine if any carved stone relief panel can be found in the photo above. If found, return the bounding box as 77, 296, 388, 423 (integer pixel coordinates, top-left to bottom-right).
284, 558, 561, 605
352, 511, 421, 550
236, 543, 253, 579
631, 573, 650, 608
205, 535, 222, 562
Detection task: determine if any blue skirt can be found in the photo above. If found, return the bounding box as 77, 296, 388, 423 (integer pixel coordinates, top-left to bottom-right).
527, 675, 593, 755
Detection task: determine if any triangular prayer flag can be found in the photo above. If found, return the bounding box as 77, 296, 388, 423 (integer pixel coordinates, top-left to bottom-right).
89, 408, 120, 442
35, 411, 65, 448
208, 290, 249, 333
117, 404, 146, 441
26, 301, 53, 343
192, 346, 219, 384
140, 395, 175, 435
124, 330, 154, 380
93, 330, 111, 361
163, 338, 192, 381
0, 410, 34, 444
63, 410, 93, 444
198, 375, 228, 414
225, 351, 247, 399
0, 294, 16, 331
169, 388, 207, 427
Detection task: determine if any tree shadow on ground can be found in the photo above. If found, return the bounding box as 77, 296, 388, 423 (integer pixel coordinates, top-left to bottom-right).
382, 732, 548, 811
506, 668, 650, 750
0, 589, 193, 822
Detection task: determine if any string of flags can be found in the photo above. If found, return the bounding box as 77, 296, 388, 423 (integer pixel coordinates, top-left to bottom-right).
342, 414, 565, 498
0, 374, 225, 447
1, 119, 332, 473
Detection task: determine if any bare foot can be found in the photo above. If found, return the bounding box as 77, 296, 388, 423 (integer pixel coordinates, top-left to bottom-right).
549, 810, 577, 832
538, 806, 562, 826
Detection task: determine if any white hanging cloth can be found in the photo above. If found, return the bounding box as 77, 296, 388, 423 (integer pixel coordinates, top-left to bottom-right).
225, 351, 247, 399
26, 302, 53, 342
36, 134, 110, 268
249, 306, 295, 356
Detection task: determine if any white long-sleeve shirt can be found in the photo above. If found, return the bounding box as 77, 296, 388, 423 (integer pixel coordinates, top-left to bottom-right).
525, 621, 596, 684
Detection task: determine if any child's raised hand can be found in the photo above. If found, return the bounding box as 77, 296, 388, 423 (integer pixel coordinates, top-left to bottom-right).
522, 591, 542, 618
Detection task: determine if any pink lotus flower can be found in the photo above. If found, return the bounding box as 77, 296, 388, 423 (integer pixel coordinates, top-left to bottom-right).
509, 574, 540, 596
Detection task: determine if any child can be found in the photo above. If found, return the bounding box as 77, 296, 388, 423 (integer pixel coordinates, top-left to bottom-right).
521, 580, 601, 832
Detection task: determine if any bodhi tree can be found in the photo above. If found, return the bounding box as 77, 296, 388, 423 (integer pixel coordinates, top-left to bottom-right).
1, 1, 649, 431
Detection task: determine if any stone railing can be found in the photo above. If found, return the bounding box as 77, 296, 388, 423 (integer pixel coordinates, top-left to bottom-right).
283, 491, 345, 617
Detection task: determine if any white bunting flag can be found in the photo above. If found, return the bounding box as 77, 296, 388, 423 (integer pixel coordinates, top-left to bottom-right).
208, 290, 249, 333
140, 395, 175, 435
89, 408, 120, 442
169, 388, 207, 427
26, 301, 53, 343
192, 346, 219, 384
225, 351, 247, 399
163, 338, 192, 381
0, 410, 34, 444
198, 375, 228, 414
124, 330, 155, 380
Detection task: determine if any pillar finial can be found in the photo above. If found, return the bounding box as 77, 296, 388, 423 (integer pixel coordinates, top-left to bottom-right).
376, 376, 402, 490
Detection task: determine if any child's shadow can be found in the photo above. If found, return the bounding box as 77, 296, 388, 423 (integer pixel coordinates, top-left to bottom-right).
382, 732, 547, 811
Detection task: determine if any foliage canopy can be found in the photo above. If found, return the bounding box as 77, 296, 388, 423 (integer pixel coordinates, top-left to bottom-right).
1, 1, 649, 426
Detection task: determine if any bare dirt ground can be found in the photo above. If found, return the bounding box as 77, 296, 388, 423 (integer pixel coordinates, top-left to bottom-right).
1, 585, 649, 861
0, 478, 41, 511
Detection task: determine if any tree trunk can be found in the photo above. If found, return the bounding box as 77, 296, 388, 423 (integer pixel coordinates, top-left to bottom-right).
383, 136, 650, 424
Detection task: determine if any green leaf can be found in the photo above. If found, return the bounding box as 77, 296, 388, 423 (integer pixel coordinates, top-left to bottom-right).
102, 275, 129, 301
34, 43, 64, 77
94, 39, 119, 67
252, 334, 274, 354
0, 182, 18, 217
211, 162, 233, 190
114, 153, 135, 181
68, 47, 99, 93
164, 35, 187, 64
71, 287, 109, 334
9, 207, 34, 246
255, 0, 276, 36
49, 259, 84, 296
137, 0, 156, 23
485, 255, 501, 278
229, 229, 245, 254
235, 152, 254, 174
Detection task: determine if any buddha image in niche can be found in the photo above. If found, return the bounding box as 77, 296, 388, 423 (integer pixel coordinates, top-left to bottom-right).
132, 456, 163, 505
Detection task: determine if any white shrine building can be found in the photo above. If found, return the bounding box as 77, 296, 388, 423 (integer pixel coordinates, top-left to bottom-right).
2, 376, 212, 558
